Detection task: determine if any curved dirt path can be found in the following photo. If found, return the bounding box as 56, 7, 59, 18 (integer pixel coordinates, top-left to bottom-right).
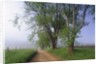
30, 50, 60, 62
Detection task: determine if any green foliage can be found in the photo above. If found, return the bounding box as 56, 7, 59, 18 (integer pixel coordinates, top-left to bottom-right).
59, 27, 68, 39
48, 48, 95, 60
37, 30, 51, 49
5, 49, 36, 63
34, 13, 52, 26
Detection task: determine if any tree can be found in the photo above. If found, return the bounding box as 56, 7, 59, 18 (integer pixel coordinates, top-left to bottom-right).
59, 4, 95, 55
24, 2, 66, 49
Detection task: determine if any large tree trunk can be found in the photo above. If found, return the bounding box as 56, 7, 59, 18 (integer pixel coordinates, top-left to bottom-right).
52, 41, 57, 49
67, 37, 75, 55
51, 37, 57, 49
67, 42, 74, 55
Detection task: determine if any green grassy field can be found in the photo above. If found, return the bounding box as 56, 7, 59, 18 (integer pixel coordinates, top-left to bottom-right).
5, 49, 36, 63
47, 47, 95, 60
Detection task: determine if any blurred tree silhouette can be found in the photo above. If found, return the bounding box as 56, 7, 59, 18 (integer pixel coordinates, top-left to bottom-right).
13, 2, 95, 55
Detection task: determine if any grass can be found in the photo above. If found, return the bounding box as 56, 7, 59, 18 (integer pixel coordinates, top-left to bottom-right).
47, 47, 95, 60
5, 49, 36, 63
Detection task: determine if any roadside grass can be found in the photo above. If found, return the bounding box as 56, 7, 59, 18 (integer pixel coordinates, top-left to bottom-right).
47, 47, 95, 60
5, 49, 36, 63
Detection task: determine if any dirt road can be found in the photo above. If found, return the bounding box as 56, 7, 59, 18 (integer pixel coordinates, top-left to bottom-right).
30, 50, 60, 62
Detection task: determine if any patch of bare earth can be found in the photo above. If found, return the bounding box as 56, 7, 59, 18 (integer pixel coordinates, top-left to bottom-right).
30, 50, 60, 62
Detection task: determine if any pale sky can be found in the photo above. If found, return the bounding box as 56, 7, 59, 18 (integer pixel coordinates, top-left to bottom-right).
0, 1, 3, 63
5, 1, 36, 49
5, 1, 95, 49
5, 1, 26, 41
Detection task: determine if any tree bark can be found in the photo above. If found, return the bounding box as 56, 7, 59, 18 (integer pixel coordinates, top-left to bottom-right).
68, 44, 74, 54
67, 36, 75, 55
51, 37, 57, 49
52, 41, 56, 49
67, 41, 74, 55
